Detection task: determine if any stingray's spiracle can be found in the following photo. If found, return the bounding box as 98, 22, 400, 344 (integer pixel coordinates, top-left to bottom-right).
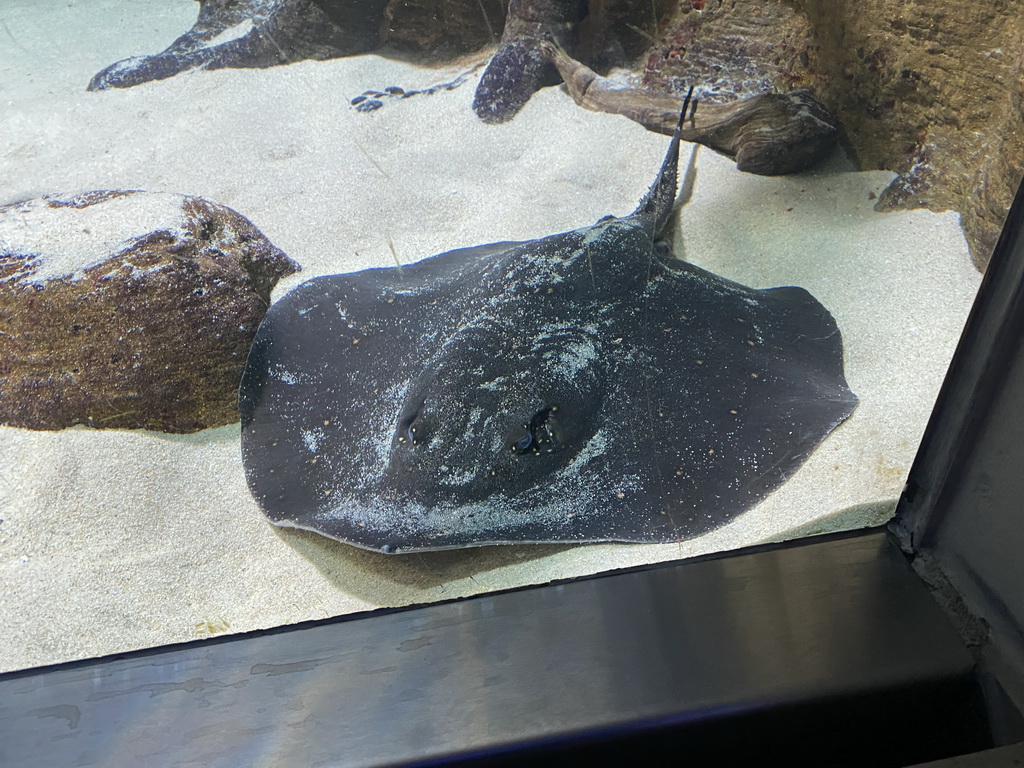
510, 405, 561, 456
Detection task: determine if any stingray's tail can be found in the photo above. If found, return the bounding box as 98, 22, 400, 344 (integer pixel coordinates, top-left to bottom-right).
632, 87, 696, 237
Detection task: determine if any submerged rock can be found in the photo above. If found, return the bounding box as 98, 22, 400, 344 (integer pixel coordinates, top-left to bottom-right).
0, 191, 299, 433
88, 0, 503, 91
88, 0, 388, 91
471, 0, 581, 124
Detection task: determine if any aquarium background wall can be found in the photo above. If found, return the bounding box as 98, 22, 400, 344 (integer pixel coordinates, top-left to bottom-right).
2, 0, 1014, 671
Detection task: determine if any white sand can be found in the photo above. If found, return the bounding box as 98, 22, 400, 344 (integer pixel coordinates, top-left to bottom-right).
0, 0, 981, 672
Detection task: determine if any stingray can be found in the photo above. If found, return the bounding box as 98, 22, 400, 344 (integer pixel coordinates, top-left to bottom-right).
239, 107, 858, 554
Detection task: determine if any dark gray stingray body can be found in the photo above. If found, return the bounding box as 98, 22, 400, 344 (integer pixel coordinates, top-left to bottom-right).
239, 123, 857, 553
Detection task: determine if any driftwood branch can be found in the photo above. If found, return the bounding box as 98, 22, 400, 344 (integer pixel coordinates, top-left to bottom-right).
540, 41, 838, 176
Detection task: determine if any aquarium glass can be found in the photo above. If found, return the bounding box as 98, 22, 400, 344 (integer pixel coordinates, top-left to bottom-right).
1, 0, 1011, 671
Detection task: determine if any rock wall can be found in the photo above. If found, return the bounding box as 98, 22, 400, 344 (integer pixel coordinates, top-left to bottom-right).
795, 0, 1024, 270
640, 0, 1024, 269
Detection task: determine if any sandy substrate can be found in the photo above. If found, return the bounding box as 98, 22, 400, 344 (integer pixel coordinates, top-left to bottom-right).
0, 0, 982, 673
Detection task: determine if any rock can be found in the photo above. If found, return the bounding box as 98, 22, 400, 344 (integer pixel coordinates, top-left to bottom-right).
381, 0, 505, 59
87, 0, 655, 120
792, 0, 1024, 270
88, 0, 389, 91
0, 191, 299, 433
89, 0, 503, 91
639, 0, 817, 102
471, 0, 581, 124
